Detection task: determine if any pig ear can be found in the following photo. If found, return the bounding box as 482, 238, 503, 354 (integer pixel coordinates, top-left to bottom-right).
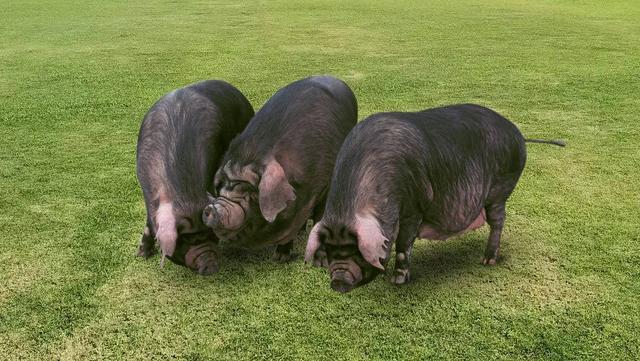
258, 159, 296, 223
304, 222, 324, 263
354, 214, 389, 270
155, 202, 177, 262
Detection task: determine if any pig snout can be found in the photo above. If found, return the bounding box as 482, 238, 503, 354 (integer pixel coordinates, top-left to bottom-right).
329, 261, 363, 293
202, 204, 220, 228
202, 198, 246, 235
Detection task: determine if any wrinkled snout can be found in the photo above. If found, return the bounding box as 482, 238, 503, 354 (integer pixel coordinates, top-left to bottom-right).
329, 260, 363, 293
202, 198, 246, 239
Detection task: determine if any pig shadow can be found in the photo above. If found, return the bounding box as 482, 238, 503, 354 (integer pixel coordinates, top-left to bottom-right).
155, 244, 285, 289
157, 232, 509, 292
217, 243, 277, 265
212, 234, 506, 288
207, 224, 312, 272
395, 236, 510, 287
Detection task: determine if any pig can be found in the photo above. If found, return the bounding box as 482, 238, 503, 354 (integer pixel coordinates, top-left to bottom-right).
304, 104, 565, 292
202, 76, 357, 261
136, 80, 254, 274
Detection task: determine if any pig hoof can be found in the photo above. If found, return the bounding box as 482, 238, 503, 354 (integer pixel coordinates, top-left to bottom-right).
136, 245, 156, 259
312, 250, 329, 268
481, 257, 497, 266
272, 251, 292, 263
390, 269, 410, 285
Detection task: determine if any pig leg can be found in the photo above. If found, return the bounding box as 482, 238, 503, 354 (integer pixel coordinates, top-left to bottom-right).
309, 200, 329, 268
482, 202, 506, 265
136, 216, 157, 258
310, 248, 328, 267
273, 197, 327, 263
390, 219, 420, 285
273, 240, 293, 262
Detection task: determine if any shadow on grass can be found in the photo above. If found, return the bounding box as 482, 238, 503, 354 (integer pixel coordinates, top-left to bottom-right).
149, 231, 515, 295
395, 235, 511, 287
146, 241, 294, 287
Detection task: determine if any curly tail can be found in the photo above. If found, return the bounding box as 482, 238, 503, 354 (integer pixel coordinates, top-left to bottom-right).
525, 138, 566, 147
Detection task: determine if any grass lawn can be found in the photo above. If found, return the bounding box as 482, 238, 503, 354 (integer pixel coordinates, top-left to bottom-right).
1, 0, 639, 359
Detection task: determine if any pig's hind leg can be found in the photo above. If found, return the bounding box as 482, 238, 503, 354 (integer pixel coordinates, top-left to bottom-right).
136, 215, 157, 258
390, 218, 421, 285
274, 198, 326, 263
482, 202, 506, 265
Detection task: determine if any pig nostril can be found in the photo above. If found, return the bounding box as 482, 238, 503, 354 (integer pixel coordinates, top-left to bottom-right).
330, 279, 354, 293
330, 270, 356, 293
203, 205, 216, 224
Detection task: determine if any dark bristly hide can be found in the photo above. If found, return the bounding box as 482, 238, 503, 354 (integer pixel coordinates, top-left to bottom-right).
202, 76, 357, 261
305, 104, 556, 292
136, 80, 254, 274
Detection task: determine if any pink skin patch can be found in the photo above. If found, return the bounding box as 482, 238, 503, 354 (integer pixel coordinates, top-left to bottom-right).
419, 209, 486, 240
212, 200, 245, 231
354, 214, 388, 270
304, 222, 323, 263
258, 159, 296, 223
155, 202, 177, 266
465, 209, 486, 231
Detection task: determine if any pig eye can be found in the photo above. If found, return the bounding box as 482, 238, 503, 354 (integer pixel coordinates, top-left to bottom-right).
327, 244, 359, 259
214, 179, 224, 195
228, 181, 246, 192
229, 180, 255, 193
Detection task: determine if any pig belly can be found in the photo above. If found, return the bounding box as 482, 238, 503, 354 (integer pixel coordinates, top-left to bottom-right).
466, 209, 486, 231
418, 209, 486, 240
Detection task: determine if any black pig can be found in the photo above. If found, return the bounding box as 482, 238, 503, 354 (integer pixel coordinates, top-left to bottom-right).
202, 76, 357, 261
305, 104, 564, 292
136, 80, 254, 274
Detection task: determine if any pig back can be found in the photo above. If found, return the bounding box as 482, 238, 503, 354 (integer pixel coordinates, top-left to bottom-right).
323, 104, 526, 236
323, 113, 432, 227
411, 104, 526, 187
410, 104, 527, 232
229, 76, 357, 185
136, 81, 254, 222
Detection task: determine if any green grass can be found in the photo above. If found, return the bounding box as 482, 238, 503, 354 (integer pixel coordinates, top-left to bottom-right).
1, 0, 639, 359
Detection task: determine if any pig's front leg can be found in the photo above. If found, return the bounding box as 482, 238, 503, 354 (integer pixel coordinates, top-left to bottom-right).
309, 243, 328, 268
136, 218, 157, 258
390, 218, 420, 285
273, 240, 293, 262
482, 202, 505, 265
309, 200, 328, 267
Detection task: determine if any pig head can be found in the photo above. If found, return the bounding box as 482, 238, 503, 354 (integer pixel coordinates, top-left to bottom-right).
202, 157, 296, 242
305, 213, 392, 293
